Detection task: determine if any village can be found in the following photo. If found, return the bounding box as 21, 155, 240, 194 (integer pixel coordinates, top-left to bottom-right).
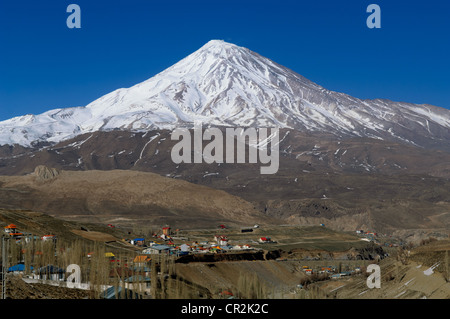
1, 222, 388, 264
0, 220, 388, 300
0, 222, 288, 298
132, 225, 279, 256
1, 223, 269, 255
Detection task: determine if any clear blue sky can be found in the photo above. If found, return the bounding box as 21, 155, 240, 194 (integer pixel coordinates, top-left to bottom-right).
0, 0, 449, 121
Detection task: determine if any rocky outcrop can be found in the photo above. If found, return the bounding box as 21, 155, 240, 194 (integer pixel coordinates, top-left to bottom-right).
33, 165, 60, 181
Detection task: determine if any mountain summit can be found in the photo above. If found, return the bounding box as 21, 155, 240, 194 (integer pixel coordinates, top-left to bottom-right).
1, 40, 450, 149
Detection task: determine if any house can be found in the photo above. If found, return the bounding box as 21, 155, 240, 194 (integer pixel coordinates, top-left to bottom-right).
96, 252, 117, 262
4, 224, 17, 234
321, 267, 333, 273
162, 227, 171, 236
4, 224, 23, 239
35, 265, 66, 281
9, 232, 23, 240
131, 238, 145, 246
142, 244, 171, 255
259, 237, 272, 243
365, 231, 377, 237
209, 246, 223, 253
160, 233, 171, 241
214, 235, 229, 246
133, 255, 151, 265
8, 263, 33, 273
180, 244, 190, 252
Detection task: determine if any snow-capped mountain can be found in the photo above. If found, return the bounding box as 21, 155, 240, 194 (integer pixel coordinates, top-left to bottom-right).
1, 40, 450, 148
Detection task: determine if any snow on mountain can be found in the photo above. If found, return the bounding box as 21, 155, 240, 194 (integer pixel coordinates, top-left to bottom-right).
1, 39, 450, 148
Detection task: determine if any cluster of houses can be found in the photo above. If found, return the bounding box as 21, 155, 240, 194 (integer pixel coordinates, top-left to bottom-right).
138, 234, 257, 256
300, 265, 362, 279
122, 226, 271, 256
355, 229, 381, 244
1, 224, 271, 299
6, 251, 152, 280
8, 257, 154, 299
3, 224, 56, 243
355, 229, 405, 248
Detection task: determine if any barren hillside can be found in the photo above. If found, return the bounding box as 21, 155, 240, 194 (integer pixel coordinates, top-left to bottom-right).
0, 166, 273, 229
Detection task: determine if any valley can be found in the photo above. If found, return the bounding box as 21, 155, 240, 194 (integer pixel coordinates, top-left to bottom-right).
0, 208, 448, 300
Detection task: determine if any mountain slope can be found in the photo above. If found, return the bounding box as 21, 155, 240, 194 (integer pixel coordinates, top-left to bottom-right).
0, 166, 273, 228
1, 40, 449, 151
1, 130, 450, 242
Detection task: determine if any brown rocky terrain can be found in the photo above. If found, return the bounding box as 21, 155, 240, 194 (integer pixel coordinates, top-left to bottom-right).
0, 166, 273, 229
0, 128, 449, 242
318, 239, 450, 299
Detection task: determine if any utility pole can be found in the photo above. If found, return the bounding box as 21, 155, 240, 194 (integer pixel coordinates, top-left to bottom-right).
1, 236, 9, 299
